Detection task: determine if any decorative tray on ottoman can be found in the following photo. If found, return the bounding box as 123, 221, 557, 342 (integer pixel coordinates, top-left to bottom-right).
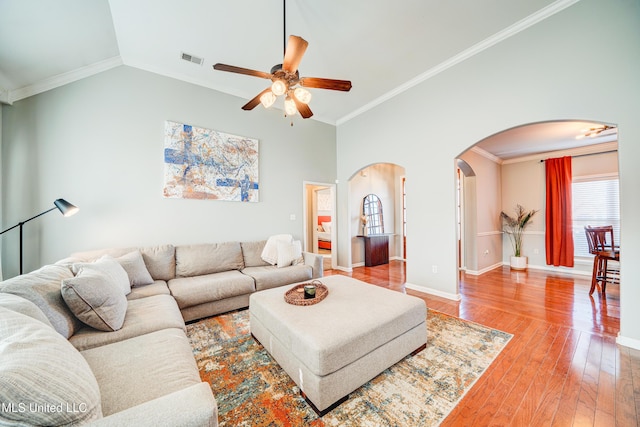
284, 280, 329, 306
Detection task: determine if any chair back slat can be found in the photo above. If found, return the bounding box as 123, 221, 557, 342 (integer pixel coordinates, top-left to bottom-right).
584, 225, 615, 253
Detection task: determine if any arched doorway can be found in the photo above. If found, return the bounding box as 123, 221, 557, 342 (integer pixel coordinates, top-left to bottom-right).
349, 163, 406, 267
456, 120, 619, 279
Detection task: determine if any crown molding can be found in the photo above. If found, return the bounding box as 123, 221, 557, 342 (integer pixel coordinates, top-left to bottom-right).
336, 0, 580, 126
7, 56, 123, 103
470, 146, 503, 164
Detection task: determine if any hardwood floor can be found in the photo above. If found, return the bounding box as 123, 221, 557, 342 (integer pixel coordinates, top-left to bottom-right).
325, 261, 640, 426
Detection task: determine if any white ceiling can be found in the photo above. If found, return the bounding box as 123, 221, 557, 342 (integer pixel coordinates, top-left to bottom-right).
0, 0, 617, 160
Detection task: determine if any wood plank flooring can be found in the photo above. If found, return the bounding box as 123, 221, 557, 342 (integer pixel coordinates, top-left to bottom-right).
325, 261, 639, 426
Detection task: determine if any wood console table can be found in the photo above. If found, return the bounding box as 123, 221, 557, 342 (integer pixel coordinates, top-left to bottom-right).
357, 234, 389, 267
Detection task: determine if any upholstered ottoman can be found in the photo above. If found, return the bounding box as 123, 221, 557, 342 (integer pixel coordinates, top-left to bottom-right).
249, 275, 427, 414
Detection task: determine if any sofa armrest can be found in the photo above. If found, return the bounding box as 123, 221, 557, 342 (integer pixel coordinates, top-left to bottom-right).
303, 251, 324, 278
89, 382, 217, 427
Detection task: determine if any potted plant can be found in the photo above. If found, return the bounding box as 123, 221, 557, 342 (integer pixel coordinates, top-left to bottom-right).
500, 204, 538, 270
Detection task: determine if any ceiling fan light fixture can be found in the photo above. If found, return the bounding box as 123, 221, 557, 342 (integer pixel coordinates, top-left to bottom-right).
293, 87, 312, 104
284, 96, 297, 116
271, 80, 287, 96
260, 91, 277, 108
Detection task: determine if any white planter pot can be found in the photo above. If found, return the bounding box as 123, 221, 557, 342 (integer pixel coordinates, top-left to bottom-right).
510, 256, 528, 271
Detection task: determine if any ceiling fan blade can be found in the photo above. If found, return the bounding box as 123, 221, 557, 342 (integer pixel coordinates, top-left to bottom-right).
282, 35, 308, 73
213, 63, 271, 79
292, 96, 313, 119
242, 88, 272, 111
299, 77, 352, 92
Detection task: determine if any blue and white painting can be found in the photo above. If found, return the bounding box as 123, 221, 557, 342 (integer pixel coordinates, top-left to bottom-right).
163, 121, 259, 202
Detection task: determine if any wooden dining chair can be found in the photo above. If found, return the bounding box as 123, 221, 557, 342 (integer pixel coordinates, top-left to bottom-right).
584, 225, 620, 295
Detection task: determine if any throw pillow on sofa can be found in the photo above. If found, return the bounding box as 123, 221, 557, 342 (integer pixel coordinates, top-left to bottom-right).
113, 250, 154, 287
261, 234, 293, 265
61, 269, 128, 332
72, 257, 132, 295
0, 307, 103, 425
276, 240, 304, 268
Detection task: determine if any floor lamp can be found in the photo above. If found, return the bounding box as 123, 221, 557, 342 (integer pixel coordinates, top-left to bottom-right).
0, 198, 79, 275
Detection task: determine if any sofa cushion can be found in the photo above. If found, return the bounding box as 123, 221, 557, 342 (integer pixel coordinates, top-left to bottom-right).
0, 307, 103, 425
0, 293, 53, 326
71, 244, 176, 281
140, 244, 176, 281
175, 242, 244, 277
168, 270, 255, 309
61, 269, 128, 332
240, 240, 270, 267
80, 328, 202, 416
276, 240, 303, 268
242, 265, 313, 291
0, 264, 81, 338
72, 257, 132, 296
114, 250, 154, 287
69, 294, 185, 351
126, 280, 171, 300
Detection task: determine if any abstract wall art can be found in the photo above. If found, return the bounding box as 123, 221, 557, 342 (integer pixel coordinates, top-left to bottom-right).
163, 121, 259, 202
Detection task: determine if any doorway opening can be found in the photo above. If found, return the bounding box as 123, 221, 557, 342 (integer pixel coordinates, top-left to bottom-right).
455, 119, 619, 280
303, 182, 336, 271
348, 163, 405, 267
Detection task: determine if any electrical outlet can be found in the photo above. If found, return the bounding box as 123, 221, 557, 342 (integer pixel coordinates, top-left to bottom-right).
289, 214, 296, 221
533, 248, 539, 254
432, 265, 438, 273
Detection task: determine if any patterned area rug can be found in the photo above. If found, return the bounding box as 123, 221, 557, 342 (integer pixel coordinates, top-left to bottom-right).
186, 309, 512, 426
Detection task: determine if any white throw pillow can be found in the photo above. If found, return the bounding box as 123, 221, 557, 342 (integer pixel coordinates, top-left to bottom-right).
72, 257, 132, 295
277, 240, 303, 268
61, 269, 128, 332
114, 250, 154, 287
261, 234, 293, 265
321, 222, 332, 233
0, 307, 103, 425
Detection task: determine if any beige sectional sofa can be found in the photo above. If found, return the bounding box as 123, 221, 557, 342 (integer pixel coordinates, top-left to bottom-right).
0, 239, 323, 426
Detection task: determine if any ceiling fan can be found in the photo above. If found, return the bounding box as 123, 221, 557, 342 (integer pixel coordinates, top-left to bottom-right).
212, 3, 351, 120
575, 124, 616, 139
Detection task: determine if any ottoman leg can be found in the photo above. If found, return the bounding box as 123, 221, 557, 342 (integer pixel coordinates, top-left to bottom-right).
301, 391, 349, 417
411, 343, 427, 356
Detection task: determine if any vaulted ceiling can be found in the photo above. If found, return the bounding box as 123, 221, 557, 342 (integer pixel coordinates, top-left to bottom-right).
0, 0, 616, 159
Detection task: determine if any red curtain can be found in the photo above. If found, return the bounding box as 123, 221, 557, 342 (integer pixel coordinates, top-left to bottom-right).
545, 156, 574, 267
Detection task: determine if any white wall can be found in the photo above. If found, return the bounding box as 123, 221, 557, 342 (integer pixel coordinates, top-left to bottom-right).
336, 0, 640, 345
501, 159, 546, 265
459, 150, 502, 273
1, 65, 336, 278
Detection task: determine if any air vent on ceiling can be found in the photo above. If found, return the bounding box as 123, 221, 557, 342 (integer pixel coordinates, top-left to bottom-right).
181, 52, 203, 66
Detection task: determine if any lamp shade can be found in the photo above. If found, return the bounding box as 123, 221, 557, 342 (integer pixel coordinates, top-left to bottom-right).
271, 80, 287, 96
284, 97, 297, 116
260, 91, 277, 108
54, 199, 79, 217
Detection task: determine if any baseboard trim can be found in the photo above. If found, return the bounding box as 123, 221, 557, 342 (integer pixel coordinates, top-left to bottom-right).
616, 334, 640, 350
463, 263, 503, 276
514, 262, 592, 277
332, 265, 353, 273
405, 282, 461, 301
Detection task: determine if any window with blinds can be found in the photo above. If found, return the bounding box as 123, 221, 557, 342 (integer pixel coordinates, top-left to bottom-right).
572, 177, 620, 257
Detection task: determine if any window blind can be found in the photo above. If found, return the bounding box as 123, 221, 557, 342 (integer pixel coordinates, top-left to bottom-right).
572, 178, 620, 257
